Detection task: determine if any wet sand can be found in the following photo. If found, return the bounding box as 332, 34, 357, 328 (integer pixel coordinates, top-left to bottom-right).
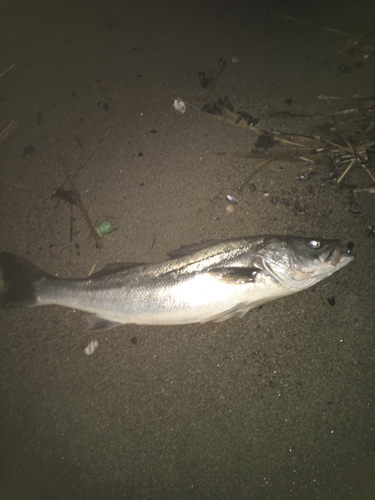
1, 1, 375, 498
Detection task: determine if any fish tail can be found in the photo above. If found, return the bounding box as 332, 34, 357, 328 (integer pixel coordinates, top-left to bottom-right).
0, 252, 48, 307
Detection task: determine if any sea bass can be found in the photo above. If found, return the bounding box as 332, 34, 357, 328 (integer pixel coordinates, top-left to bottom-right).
0, 235, 353, 330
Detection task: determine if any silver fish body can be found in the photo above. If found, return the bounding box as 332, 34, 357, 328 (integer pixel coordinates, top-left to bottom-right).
0, 235, 353, 330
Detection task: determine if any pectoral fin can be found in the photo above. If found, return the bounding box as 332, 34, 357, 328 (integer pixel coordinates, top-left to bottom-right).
209, 267, 261, 285
200, 302, 253, 323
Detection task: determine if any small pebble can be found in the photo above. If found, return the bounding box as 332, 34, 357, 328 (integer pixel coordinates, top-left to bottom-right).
226, 204, 235, 213
226, 194, 238, 204
84, 340, 99, 355
173, 99, 186, 114
349, 199, 362, 214
296, 171, 315, 181
327, 297, 335, 307
347, 242, 355, 252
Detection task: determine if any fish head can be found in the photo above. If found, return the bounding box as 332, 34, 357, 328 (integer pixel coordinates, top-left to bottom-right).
256, 236, 354, 289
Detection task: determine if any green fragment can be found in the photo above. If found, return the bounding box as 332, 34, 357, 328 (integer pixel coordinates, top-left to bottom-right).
94, 220, 114, 239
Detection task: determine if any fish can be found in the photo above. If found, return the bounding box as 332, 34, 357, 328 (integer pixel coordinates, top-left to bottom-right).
0, 235, 353, 331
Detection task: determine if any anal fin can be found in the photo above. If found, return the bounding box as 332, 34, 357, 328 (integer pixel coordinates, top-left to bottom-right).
87, 315, 122, 331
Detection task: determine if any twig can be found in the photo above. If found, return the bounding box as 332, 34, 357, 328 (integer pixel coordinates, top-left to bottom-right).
354, 187, 375, 193
319, 137, 353, 154
364, 122, 375, 135
323, 26, 350, 36
70, 205, 74, 243
330, 108, 357, 116
175, 97, 263, 134
0, 63, 15, 79
88, 264, 97, 277
204, 59, 227, 103
56, 128, 111, 192
0, 120, 17, 143
361, 163, 375, 183
73, 128, 111, 179
346, 139, 356, 155
276, 137, 311, 148
272, 11, 351, 37
298, 156, 315, 163
253, 158, 273, 169
319, 95, 342, 100
62, 161, 103, 249
337, 158, 357, 184
245, 158, 274, 183
0, 177, 29, 190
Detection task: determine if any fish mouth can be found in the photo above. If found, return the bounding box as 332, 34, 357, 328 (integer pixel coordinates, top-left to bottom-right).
322, 244, 342, 266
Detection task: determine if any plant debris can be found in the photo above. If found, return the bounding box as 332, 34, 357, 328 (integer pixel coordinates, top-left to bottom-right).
175, 42, 375, 216
254, 133, 278, 150
62, 162, 103, 249
296, 171, 317, 181
202, 102, 223, 116
198, 70, 213, 89
53, 187, 77, 205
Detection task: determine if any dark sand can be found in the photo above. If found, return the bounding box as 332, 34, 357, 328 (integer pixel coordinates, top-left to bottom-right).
1, 0, 375, 498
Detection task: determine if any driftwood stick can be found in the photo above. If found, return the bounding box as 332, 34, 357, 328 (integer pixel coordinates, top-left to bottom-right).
62, 162, 103, 249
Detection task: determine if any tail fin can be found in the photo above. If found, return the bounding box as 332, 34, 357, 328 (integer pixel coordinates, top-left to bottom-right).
0, 252, 47, 307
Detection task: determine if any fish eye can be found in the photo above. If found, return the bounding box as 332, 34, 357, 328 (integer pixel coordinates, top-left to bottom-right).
308, 240, 321, 249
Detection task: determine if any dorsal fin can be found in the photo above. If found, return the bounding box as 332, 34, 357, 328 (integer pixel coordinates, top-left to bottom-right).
89, 262, 145, 278
168, 239, 226, 259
